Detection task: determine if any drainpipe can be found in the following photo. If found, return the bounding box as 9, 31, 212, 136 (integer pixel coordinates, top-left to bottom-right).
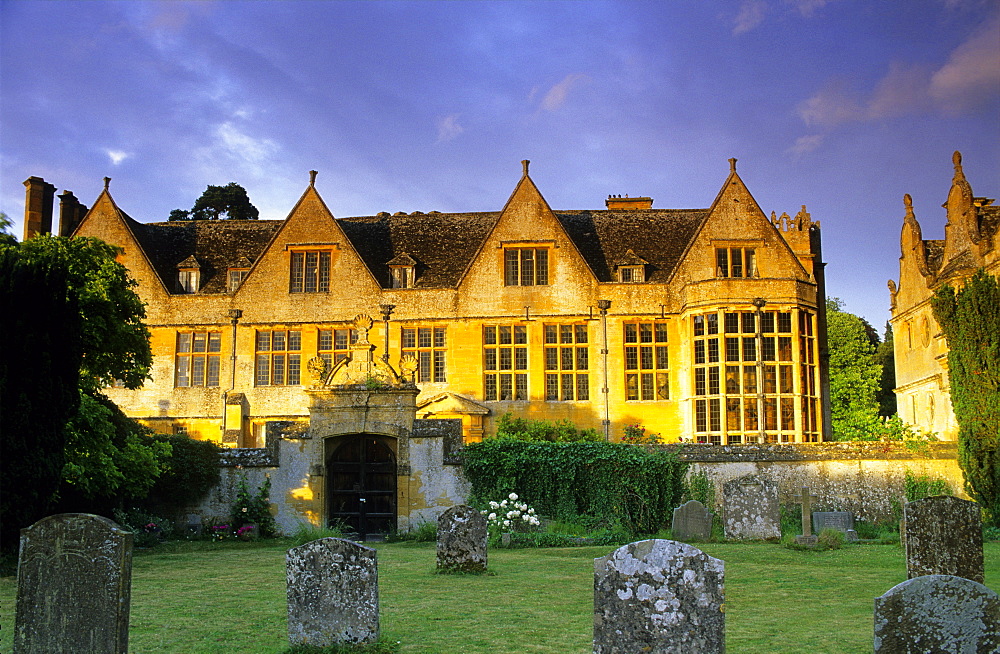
379, 303, 395, 363
598, 300, 612, 441
221, 308, 242, 436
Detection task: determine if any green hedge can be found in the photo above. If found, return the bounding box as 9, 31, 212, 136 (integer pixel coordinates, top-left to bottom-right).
463, 440, 687, 535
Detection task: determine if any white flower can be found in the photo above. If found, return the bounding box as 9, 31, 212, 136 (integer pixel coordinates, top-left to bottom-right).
528, 508, 535, 514
488, 513, 497, 521
509, 492, 518, 501
500, 500, 508, 508
489, 501, 499, 509
507, 511, 516, 519
503, 519, 511, 527
522, 514, 531, 522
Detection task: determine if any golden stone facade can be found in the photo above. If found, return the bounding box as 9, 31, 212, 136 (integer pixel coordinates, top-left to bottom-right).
889, 152, 999, 440
29, 158, 830, 447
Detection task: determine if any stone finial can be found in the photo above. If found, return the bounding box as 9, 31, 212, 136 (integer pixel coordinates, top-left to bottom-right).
953, 150, 962, 171
353, 314, 374, 344
903, 193, 916, 221
309, 170, 318, 186
103, 177, 111, 190
521, 159, 530, 177
728, 158, 737, 173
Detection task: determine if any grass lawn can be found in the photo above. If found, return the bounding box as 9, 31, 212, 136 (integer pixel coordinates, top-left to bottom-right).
1, 540, 998, 653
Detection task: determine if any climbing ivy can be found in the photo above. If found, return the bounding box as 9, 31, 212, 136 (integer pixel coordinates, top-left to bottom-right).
463, 440, 687, 535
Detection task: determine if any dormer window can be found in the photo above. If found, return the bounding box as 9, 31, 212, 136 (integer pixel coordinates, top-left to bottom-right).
176, 255, 201, 293
614, 249, 647, 283
388, 252, 417, 289
228, 256, 253, 292
619, 266, 644, 283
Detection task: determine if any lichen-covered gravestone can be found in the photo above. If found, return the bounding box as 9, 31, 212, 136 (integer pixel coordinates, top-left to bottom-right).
874, 574, 999, 654
14, 513, 133, 654
722, 474, 781, 540
436, 504, 488, 572
286, 537, 379, 646
812, 511, 858, 542
671, 500, 714, 541
593, 539, 724, 654
904, 495, 984, 583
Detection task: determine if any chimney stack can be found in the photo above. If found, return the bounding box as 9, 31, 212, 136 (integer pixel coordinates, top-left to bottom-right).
23, 176, 56, 240
58, 190, 88, 237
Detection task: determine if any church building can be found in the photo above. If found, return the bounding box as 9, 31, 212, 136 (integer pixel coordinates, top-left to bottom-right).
26, 158, 829, 448
889, 151, 998, 439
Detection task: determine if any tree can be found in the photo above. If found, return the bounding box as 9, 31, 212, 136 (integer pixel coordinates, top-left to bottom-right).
0, 235, 160, 547
169, 182, 259, 221
931, 269, 1000, 526
826, 298, 883, 439
875, 323, 897, 417
0, 241, 83, 546
15, 236, 152, 391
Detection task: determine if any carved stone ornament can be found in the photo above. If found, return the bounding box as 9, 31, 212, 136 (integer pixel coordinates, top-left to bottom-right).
399, 354, 418, 382
353, 314, 374, 344
306, 356, 328, 385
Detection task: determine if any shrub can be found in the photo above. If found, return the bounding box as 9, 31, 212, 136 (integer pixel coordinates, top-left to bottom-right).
230, 474, 278, 538
816, 528, 845, 550
621, 423, 661, 444
494, 413, 601, 442
904, 470, 953, 502
683, 468, 715, 508
145, 435, 221, 513
463, 439, 686, 535
290, 522, 345, 547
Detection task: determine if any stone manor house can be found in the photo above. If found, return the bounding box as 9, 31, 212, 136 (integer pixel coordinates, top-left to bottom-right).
23, 158, 830, 533
889, 151, 998, 440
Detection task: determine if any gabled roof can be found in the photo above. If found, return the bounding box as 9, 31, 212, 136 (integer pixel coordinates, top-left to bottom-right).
122, 206, 715, 293
130, 219, 282, 294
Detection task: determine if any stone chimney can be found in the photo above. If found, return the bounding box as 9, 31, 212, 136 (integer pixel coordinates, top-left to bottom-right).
23, 176, 56, 240
58, 190, 88, 237
605, 194, 653, 210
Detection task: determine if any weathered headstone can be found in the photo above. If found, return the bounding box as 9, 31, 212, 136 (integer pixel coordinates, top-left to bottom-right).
722, 474, 780, 540
14, 513, 133, 654
671, 499, 714, 541
813, 511, 858, 542
874, 574, 1000, 654
437, 504, 488, 572
286, 537, 379, 646
593, 539, 724, 654
794, 486, 819, 545
904, 495, 984, 583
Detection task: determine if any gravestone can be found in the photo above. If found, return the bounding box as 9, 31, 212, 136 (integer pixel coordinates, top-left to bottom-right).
437, 504, 488, 572
593, 539, 724, 654
904, 495, 984, 583
286, 537, 379, 646
874, 574, 1000, 654
813, 511, 858, 542
14, 513, 133, 654
722, 474, 781, 540
794, 486, 819, 545
671, 500, 714, 541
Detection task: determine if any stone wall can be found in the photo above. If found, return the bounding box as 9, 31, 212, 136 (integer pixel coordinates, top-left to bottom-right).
674, 442, 963, 524
186, 441, 961, 533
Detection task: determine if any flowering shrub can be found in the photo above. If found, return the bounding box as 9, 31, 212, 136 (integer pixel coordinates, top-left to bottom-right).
210, 525, 231, 542
229, 473, 278, 538
621, 423, 661, 444
481, 492, 541, 544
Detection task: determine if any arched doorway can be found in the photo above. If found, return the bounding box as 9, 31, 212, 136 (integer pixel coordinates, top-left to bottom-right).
326, 435, 396, 540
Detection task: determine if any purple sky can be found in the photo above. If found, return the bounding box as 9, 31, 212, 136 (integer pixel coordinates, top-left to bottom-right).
2, 0, 998, 328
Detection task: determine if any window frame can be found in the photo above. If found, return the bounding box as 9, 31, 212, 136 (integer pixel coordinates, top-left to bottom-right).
175, 330, 221, 387
503, 247, 550, 287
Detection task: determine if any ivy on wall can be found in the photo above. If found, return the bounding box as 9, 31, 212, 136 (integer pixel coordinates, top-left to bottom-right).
463, 440, 687, 534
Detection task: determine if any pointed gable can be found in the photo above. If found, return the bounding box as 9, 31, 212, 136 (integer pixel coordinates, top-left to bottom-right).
458, 160, 597, 300
673, 158, 810, 284
71, 180, 172, 299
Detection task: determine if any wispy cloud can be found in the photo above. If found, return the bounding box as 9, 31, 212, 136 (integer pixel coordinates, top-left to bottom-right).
797, 16, 1000, 127
733, 0, 767, 35
106, 149, 129, 165
786, 134, 824, 157
929, 17, 1000, 113
785, 0, 833, 18
215, 122, 276, 163
436, 114, 464, 143
541, 74, 589, 112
